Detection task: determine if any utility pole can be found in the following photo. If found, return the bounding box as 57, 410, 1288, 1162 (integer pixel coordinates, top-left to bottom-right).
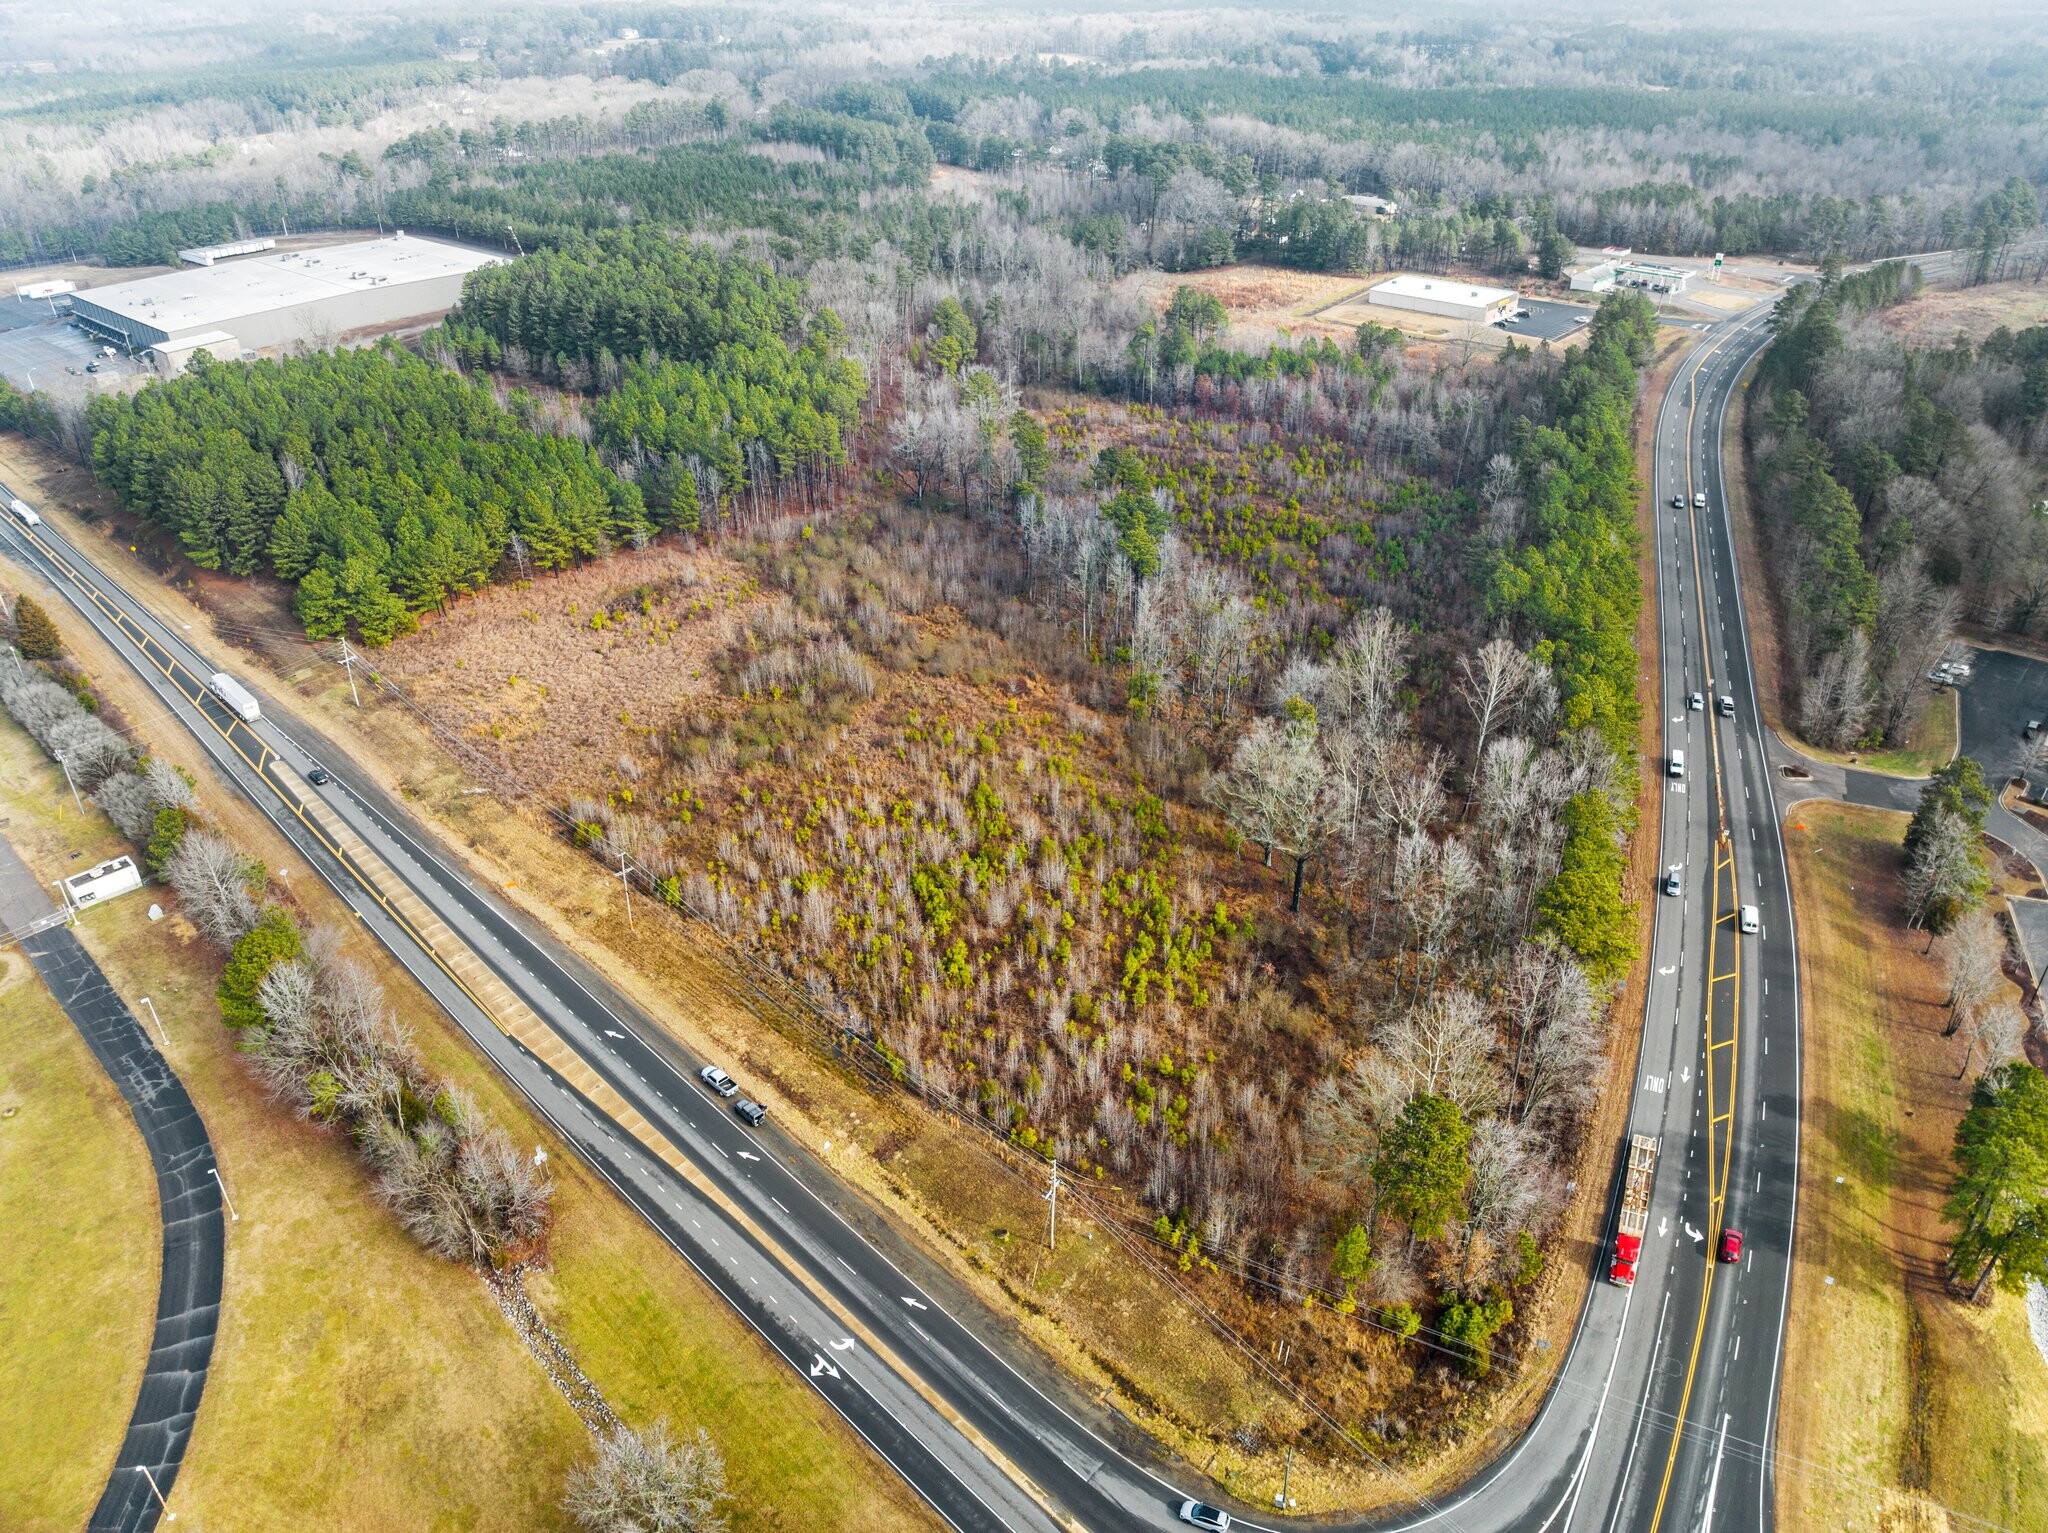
336, 639, 363, 708
136, 1465, 175, 1522
138, 995, 169, 1049
54, 750, 83, 813
616, 851, 634, 928
1276, 1445, 1294, 1510
1044, 1155, 1060, 1249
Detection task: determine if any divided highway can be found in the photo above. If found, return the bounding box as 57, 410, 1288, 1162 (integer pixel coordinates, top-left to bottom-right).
0, 295, 1800, 1532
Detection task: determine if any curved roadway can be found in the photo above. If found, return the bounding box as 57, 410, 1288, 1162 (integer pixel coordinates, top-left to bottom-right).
0, 298, 1798, 1532
0, 836, 224, 1533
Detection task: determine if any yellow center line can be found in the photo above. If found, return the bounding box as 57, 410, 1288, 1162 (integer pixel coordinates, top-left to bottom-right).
1647, 330, 1750, 1533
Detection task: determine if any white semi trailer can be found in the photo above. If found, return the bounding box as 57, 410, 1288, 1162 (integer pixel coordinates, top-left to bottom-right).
207, 671, 261, 723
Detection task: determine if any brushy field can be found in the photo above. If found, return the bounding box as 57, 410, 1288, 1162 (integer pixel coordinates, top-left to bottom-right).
1877, 278, 2048, 348
373, 542, 762, 798
1777, 802, 2048, 1531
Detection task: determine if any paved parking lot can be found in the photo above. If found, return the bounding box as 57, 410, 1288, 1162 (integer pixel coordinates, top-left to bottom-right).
1502, 297, 1597, 342
1957, 645, 2048, 782
0, 318, 142, 404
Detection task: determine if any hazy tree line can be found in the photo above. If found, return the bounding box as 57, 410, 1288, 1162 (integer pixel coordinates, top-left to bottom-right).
1751, 254, 2048, 750
7, 1, 2046, 277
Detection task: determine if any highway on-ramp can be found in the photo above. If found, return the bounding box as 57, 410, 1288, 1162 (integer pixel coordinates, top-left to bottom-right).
0, 294, 1799, 1532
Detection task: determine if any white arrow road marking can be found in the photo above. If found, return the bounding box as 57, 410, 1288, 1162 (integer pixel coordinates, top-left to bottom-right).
829, 1338, 856, 1352
603, 1029, 624, 1038
902, 1296, 928, 1310
1682, 1066, 1693, 1084
1658, 965, 1677, 975
1684, 1222, 1703, 1242
737, 1151, 761, 1161
809, 1355, 841, 1379
1659, 1217, 1670, 1238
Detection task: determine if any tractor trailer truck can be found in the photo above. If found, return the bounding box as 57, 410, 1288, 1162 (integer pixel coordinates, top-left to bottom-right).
207, 671, 261, 724
1609, 1134, 1659, 1286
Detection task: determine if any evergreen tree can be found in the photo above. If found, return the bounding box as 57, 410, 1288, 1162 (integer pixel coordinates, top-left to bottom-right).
13, 595, 62, 660
1374, 1093, 1472, 1247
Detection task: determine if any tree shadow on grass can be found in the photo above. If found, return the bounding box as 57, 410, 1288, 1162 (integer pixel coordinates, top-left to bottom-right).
1827, 1101, 1899, 1192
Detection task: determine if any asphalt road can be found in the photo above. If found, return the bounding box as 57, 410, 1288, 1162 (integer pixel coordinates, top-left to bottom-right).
0, 836, 222, 1533
0, 297, 1797, 1533
1629, 303, 1804, 1533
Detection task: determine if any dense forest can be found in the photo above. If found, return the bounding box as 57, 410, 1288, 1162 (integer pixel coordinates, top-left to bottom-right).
1749, 253, 2048, 748
85, 346, 645, 642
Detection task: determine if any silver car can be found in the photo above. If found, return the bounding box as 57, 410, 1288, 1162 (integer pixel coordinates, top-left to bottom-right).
1178, 1503, 1231, 1531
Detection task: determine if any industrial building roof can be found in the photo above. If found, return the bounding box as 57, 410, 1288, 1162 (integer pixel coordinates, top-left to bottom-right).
149, 330, 242, 356
77, 234, 500, 340
1370, 273, 1518, 305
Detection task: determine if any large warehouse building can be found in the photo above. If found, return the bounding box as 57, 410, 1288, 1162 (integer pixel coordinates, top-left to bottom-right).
68, 234, 501, 368
1366, 273, 1518, 325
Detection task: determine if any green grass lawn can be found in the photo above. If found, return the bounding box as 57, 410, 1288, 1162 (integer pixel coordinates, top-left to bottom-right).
0, 957, 160, 1532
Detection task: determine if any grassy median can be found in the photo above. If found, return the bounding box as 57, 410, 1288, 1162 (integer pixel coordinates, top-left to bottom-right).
1777, 802, 2048, 1530
0, 951, 159, 1531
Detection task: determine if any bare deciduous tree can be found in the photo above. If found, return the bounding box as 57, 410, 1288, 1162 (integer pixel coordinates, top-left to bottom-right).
1455, 636, 1535, 791
164, 830, 262, 948
564, 1420, 729, 1533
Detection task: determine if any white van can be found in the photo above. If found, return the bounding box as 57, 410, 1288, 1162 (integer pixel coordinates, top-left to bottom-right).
1668, 750, 1686, 779
1740, 905, 1760, 934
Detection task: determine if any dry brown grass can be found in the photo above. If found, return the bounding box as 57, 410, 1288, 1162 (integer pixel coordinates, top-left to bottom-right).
1878, 279, 2048, 348
1120, 263, 1371, 344
1777, 802, 2048, 1531
372, 544, 764, 796
0, 936, 158, 1533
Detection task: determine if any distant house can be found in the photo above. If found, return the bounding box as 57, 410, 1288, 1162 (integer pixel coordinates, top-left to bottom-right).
1343, 194, 1399, 219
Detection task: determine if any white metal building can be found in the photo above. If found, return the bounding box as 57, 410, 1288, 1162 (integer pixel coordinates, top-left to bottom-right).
69, 234, 502, 355
63, 855, 143, 911
1366, 274, 1518, 325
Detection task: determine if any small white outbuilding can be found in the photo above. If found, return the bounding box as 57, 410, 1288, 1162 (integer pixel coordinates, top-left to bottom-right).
63, 855, 144, 911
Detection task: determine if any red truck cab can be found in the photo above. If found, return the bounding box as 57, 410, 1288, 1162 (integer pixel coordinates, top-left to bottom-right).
1609, 1233, 1642, 1286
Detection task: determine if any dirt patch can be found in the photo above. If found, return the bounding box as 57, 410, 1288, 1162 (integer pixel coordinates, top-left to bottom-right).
1119, 263, 1371, 345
